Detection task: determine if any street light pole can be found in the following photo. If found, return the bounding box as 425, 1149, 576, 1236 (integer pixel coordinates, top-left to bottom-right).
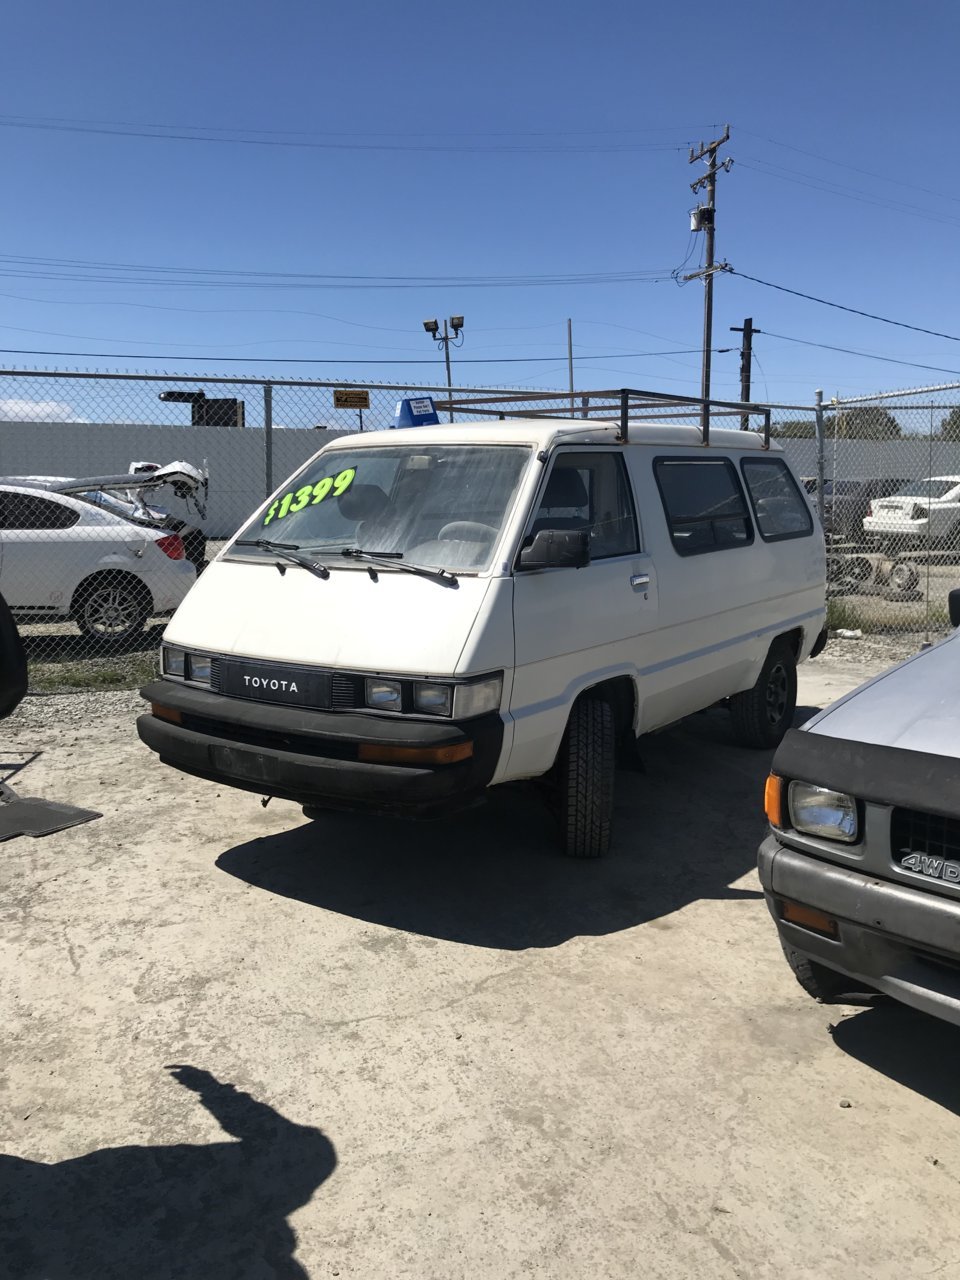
423, 317, 464, 422
442, 319, 453, 413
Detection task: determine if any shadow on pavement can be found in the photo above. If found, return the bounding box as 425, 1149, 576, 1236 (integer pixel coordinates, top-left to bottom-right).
23, 622, 166, 663
830, 1004, 960, 1115
0, 1066, 336, 1280
217, 707, 819, 950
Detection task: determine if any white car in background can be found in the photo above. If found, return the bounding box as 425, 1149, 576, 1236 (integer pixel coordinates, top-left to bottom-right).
0, 483, 196, 641
862, 475, 960, 548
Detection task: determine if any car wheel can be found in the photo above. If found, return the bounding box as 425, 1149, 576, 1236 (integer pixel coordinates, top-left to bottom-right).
728, 639, 797, 749
780, 940, 871, 1003
890, 560, 920, 592
554, 697, 615, 858
73, 573, 151, 642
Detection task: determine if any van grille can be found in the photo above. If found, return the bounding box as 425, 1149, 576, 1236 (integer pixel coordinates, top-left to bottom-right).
891, 808, 960, 862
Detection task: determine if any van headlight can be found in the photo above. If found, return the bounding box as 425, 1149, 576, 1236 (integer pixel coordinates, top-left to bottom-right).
186, 654, 213, 685
413, 683, 453, 716
365, 678, 403, 711
788, 781, 858, 843
162, 645, 213, 687
364, 673, 502, 718
162, 645, 185, 677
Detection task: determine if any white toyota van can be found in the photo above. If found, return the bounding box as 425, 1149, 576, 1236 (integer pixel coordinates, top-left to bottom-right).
138, 417, 826, 857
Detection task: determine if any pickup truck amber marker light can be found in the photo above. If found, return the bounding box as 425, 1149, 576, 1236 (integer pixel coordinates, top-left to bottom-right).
151, 703, 182, 725
764, 773, 783, 827
779, 900, 840, 939
358, 741, 474, 765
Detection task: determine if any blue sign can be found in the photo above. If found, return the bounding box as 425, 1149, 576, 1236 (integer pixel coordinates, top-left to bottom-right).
394, 395, 440, 428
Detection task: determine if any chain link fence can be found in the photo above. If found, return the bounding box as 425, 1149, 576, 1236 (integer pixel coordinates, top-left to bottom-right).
798, 384, 960, 644
2, 366, 955, 691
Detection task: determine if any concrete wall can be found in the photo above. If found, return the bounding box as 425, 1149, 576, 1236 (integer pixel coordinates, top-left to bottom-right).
5, 418, 960, 538
0, 420, 347, 537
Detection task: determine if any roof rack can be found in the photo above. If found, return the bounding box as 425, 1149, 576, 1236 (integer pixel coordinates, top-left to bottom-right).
435, 387, 772, 449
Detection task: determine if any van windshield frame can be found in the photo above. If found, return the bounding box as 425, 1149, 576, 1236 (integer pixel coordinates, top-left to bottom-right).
228, 443, 534, 575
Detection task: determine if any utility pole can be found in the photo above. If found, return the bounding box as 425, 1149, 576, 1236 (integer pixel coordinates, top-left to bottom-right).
685, 125, 733, 442
567, 318, 575, 414
730, 316, 760, 428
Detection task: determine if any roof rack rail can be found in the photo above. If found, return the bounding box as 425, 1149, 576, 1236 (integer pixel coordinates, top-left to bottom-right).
436, 387, 772, 448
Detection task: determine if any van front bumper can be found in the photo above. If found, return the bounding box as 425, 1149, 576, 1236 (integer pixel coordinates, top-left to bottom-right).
138, 679, 504, 816
759, 834, 960, 1027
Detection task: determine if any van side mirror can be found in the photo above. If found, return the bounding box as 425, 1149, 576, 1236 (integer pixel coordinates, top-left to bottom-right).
518, 528, 590, 570
950, 588, 960, 629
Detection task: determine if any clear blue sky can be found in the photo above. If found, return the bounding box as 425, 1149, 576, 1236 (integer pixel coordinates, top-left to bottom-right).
2, 0, 959, 408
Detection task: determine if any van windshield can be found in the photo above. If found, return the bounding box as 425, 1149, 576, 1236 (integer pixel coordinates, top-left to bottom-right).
230, 444, 533, 573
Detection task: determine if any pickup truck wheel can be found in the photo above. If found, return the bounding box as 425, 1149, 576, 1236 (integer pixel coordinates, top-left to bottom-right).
555, 697, 615, 858
780, 940, 861, 1003
728, 639, 797, 749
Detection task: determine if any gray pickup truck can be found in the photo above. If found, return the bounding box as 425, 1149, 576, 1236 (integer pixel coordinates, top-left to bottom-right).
760, 591, 960, 1027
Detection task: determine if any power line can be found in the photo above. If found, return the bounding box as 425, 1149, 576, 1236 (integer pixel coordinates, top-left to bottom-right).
0, 252, 675, 291
0, 346, 712, 365
736, 158, 960, 230
737, 127, 960, 206
729, 269, 960, 343
761, 329, 960, 377
0, 114, 691, 155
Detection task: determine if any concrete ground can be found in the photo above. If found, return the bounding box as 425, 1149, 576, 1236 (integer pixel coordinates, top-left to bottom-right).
2, 647, 958, 1279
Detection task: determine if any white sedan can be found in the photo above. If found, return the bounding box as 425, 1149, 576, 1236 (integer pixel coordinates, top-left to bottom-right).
862, 475, 960, 548
0, 483, 196, 640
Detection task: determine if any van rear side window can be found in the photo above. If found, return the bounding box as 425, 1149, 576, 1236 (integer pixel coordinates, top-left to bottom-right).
654, 458, 753, 557
740, 458, 814, 542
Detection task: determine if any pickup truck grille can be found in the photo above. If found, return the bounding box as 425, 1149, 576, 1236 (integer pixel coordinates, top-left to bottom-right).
891, 808, 960, 862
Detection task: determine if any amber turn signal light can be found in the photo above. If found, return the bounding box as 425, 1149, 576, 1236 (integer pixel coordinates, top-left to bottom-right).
764, 774, 783, 827
358, 741, 473, 765
779, 899, 839, 939
151, 703, 182, 725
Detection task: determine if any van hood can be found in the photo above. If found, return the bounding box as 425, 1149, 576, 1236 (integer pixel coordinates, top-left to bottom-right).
164, 558, 494, 675
803, 632, 960, 758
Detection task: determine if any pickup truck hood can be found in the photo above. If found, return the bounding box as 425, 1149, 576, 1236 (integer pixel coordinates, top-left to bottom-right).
163, 557, 495, 675
803, 633, 960, 758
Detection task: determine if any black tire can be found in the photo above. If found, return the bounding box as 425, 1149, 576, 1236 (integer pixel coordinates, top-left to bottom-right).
890, 560, 920, 592
780, 940, 859, 1003
554, 697, 615, 859
728, 639, 797, 749
72, 572, 151, 642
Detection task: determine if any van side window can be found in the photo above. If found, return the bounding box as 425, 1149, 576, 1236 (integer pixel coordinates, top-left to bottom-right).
654, 458, 753, 556
530, 453, 639, 559
740, 458, 814, 542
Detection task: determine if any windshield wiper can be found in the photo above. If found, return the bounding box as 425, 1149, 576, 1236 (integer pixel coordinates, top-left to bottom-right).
339, 547, 457, 588
234, 538, 330, 581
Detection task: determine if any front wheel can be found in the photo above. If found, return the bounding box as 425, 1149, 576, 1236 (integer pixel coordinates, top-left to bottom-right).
728, 639, 797, 749
780, 940, 869, 1003
553, 697, 615, 858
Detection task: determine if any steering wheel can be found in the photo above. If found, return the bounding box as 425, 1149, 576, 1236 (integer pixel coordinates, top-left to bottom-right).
438, 521, 497, 542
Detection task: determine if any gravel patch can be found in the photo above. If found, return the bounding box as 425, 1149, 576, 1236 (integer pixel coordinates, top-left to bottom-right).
6, 687, 143, 733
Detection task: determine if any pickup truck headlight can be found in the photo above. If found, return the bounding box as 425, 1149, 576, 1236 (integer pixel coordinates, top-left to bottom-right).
788, 781, 858, 843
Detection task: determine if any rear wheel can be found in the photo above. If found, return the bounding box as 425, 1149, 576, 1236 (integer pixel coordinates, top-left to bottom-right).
73, 573, 151, 642
554, 697, 615, 858
729, 639, 797, 749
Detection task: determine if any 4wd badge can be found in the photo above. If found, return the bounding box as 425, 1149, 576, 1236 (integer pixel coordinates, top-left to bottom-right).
900, 852, 960, 883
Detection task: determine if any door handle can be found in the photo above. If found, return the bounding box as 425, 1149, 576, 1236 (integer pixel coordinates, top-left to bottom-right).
630, 573, 650, 588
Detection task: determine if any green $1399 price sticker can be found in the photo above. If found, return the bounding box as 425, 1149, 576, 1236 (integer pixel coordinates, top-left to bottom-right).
263, 467, 356, 526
